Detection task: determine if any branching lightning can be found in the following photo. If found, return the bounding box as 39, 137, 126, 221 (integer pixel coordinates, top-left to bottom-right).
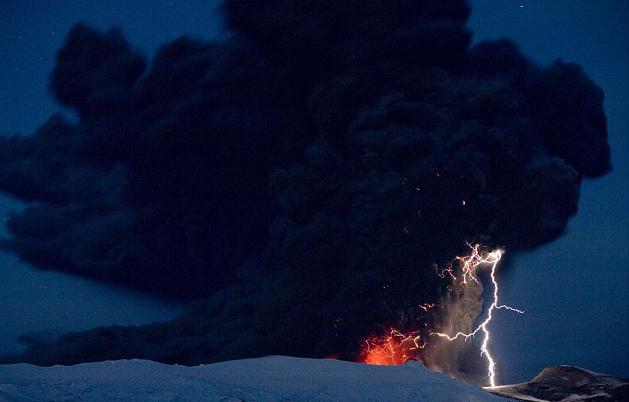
419, 303, 438, 312
362, 328, 425, 366
430, 244, 523, 387
359, 244, 522, 387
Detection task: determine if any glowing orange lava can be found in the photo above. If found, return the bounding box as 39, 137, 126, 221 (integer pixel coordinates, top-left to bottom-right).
361, 328, 424, 365
358, 244, 523, 387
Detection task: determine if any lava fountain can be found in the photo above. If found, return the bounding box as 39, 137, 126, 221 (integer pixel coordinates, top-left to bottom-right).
361, 328, 425, 366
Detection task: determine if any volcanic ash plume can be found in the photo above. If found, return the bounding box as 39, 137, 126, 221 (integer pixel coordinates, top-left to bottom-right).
0, 0, 610, 375
426, 276, 485, 380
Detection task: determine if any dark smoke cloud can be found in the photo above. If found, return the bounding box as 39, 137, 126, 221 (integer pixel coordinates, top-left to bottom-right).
0, 0, 610, 369
0, 23, 310, 299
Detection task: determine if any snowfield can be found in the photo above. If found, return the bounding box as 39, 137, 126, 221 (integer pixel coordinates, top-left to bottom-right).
0, 356, 506, 401
488, 365, 629, 402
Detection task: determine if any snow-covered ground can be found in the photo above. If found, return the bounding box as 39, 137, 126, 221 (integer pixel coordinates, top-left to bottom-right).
0, 356, 506, 401
488, 365, 629, 402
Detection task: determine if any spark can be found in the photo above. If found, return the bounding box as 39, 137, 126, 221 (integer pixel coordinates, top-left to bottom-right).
431, 244, 523, 387
419, 303, 438, 312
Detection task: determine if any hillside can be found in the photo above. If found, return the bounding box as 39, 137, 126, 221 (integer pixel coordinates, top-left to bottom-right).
0, 356, 503, 401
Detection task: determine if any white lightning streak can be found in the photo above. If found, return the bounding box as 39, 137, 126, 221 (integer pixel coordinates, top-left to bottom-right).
430, 245, 523, 387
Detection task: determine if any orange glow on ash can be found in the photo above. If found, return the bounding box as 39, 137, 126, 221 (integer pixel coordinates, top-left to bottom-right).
356, 244, 523, 386
361, 328, 424, 366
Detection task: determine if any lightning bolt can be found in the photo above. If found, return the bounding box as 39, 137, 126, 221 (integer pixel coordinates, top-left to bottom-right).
431, 244, 523, 387
362, 328, 425, 365
419, 303, 438, 312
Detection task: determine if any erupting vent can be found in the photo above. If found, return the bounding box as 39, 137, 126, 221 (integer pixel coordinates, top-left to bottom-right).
359, 244, 523, 387
361, 329, 424, 366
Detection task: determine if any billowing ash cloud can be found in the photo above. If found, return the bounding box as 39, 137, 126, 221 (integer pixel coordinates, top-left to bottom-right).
0, 0, 610, 372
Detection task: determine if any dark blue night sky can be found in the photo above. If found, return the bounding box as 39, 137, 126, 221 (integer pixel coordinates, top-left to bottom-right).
0, 0, 627, 385
469, 0, 629, 382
